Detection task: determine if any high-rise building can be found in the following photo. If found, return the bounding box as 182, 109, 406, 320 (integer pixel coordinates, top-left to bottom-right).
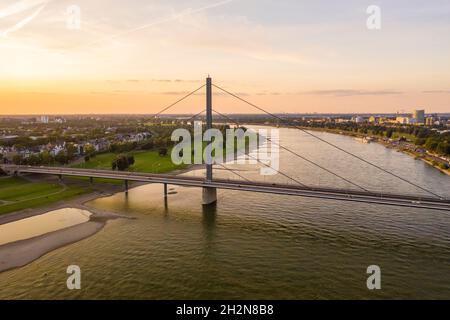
412, 109, 425, 124
426, 117, 435, 126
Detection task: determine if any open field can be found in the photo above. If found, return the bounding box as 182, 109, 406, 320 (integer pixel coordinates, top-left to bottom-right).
0, 150, 187, 215
71, 150, 186, 173
0, 177, 88, 216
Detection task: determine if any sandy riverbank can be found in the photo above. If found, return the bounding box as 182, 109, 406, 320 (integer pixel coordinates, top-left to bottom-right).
0, 180, 138, 273
0, 209, 127, 273
0, 164, 203, 273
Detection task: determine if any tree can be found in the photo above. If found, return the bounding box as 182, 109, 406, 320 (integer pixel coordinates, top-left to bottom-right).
439, 162, 449, 170
55, 150, 68, 165
386, 128, 394, 138
12, 154, 24, 165
424, 137, 439, 152
141, 141, 154, 150
66, 143, 77, 160
112, 154, 131, 171
26, 154, 41, 166
436, 142, 450, 156
159, 147, 168, 157
84, 144, 96, 156
415, 138, 426, 146
40, 151, 54, 165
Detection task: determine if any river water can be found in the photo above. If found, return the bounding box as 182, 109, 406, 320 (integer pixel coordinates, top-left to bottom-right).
0, 127, 449, 299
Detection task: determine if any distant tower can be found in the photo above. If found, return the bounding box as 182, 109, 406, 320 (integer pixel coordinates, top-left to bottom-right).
413, 109, 425, 124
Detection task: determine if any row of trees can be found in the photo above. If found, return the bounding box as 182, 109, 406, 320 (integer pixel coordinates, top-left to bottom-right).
108, 136, 172, 154
295, 121, 450, 157
416, 137, 450, 155
10, 150, 73, 166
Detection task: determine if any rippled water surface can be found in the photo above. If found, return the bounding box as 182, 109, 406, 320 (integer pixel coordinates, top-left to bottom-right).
0, 128, 449, 299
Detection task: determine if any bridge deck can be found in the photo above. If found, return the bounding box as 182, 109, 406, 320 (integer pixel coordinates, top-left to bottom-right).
2, 165, 449, 211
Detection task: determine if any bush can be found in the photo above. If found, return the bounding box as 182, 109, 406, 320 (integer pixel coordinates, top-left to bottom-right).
141, 141, 154, 150
386, 129, 394, 138
439, 163, 449, 170
415, 138, 426, 146
112, 154, 133, 171
159, 147, 168, 157
84, 155, 90, 162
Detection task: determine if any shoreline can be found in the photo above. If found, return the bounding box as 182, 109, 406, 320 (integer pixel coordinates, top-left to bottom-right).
0, 164, 201, 273
270, 124, 450, 177
0, 185, 134, 273
0, 210, 128, 273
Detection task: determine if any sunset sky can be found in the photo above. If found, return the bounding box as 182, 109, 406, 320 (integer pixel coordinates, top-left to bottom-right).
1, 0, 450, 114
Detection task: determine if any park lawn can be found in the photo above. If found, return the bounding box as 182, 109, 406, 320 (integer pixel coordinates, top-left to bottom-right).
71, 153, 119, 169
0, 177, 26, 188
72, 150, 187, 174
0, 182, 62, 201
0, 177, 88, 215
129, 151, 187, 173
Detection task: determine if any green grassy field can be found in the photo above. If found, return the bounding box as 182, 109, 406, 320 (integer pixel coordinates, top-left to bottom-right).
72, 150, 187, 173
0, 177, 88, 215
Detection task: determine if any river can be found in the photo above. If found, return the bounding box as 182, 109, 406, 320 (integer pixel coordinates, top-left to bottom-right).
0, 127, 449, 299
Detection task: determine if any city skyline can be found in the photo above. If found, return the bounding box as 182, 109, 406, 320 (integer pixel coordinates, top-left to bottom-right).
1, 0, 450, 114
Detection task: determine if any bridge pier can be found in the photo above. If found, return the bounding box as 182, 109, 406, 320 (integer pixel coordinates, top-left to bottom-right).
58, 174, 63, 182
202, 76, 217, 206
202, 187, 217, 205
164, 183, 168, 197
89, 177, 93, 184
124, 180, 129, 193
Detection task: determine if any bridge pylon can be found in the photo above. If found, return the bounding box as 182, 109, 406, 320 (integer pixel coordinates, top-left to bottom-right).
202, 76, 217, 205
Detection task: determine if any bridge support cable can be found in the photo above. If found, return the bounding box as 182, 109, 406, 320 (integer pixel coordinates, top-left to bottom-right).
185, 109, 206, 123
151, 84, 205, 118
212, 83, 443, 200
212, 109, 370, 193
215, 162, 253, 183
211, 110, 309, 188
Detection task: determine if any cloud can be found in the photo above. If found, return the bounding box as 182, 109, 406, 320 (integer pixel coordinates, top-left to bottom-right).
160, 91, 190, 95
422, 90, 450, 94
0, 0, 50, 37
256, 91, 282, 96
82, 0, 234, 49
159, 91, 248, 96
303, 89, 404, 97
108, 79, 201, 84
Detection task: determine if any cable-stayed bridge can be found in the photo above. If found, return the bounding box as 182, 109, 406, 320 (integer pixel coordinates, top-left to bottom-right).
2, 77, 449, 211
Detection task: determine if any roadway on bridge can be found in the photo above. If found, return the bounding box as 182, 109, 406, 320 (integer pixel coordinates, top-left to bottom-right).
2, 165, 450, 211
